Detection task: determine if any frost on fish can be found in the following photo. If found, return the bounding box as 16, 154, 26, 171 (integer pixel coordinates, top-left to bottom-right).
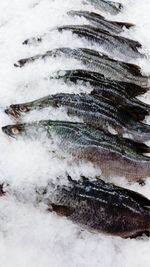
14, 48, 150, 88
2, 120, 150, 180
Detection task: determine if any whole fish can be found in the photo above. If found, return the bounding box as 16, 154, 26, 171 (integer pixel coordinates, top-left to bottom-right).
4, 93, 150, 141
1, 176, 150, 238
23, 25, 143, 60
50, 69, 149, 97
49, 69, 150, 118
14, 48, 149, 88
68, 10, 134, 35
23, 11, 134, 45
2, 120, 150, 180
84, 0, 123, 15
56, 25, 143, 60
46, 176, 150, 238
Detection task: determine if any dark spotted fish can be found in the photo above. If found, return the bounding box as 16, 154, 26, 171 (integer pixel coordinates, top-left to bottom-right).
14, 47, 150, 88
4, 93, 150, 141
45, 176, 150, 238
84, 0, 123, 15
68, 10, 134, 35
2, 120, 150, 180
56, 25, 142, 60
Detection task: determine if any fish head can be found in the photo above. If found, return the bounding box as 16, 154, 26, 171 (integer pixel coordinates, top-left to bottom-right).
2, 121, 49, 139
2, 124, 24, 138
5, 104, 30, 118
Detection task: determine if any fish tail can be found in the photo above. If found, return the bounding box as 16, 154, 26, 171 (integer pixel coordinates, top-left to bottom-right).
120, 82, 149, 97
130, 121, 150, 142
119, 104, 149, 121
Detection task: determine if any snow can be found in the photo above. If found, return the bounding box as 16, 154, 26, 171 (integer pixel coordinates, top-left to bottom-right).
0, 0, 150, 266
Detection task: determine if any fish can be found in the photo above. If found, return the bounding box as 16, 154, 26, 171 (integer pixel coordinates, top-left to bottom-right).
56, 25, 143, 60
14, 48, 150, 88
1, 176, 150, 238
50, 69, 149, 97
46, 176, 150, 238
2, 120, 150, 180
4, 93, 150, 141
84, 0, 123, 15
23, 11, 134, 45
49, 69, 150, 116
68, 10, 134, 35
23, 25, 143, 60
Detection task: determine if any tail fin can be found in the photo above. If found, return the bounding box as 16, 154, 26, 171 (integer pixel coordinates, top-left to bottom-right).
119, 82, 149, 97
121, 111, 150, 141
118, 104, 149, 121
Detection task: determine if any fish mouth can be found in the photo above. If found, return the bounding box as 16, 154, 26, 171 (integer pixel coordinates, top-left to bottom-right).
5, 107, 21, 119
14, 59, 27, 68
2, 125, 21, 138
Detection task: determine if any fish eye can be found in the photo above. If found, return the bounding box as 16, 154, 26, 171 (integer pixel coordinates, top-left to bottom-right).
19, 106, 28, 112
11, 127, 20, 135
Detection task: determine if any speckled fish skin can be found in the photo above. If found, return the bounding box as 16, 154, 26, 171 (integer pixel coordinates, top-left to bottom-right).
4, 93, 150, 141
14, 48, 149, 88
45, 177, 150, 238
2, 120, 150, 180
68, 11, 134, 35
56, 25, 143, 60
84, 0, 123, 15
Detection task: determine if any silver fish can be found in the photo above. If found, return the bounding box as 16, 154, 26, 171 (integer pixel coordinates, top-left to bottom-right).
14, 48, 149, 88
2, 120, 150, 180
4, 93, 150, 141
68, 11, 134, 35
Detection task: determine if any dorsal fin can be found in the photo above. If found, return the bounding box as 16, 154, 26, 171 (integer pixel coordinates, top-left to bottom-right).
124, 63, 143, 77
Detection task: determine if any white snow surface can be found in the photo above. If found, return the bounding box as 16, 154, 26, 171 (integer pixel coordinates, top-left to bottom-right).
0, 0, 150, 266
